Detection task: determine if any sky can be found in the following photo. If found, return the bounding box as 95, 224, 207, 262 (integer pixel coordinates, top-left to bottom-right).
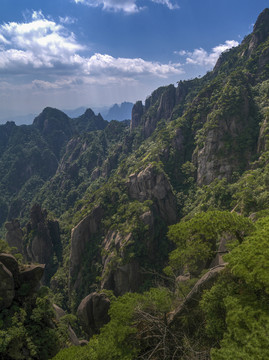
0, 0, 268, 122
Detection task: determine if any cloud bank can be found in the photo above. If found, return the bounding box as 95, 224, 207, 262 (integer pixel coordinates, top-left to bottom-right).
0, 11, 183, 81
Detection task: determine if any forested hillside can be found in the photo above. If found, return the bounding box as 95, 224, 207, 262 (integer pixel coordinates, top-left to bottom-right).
1, 8, 269, 360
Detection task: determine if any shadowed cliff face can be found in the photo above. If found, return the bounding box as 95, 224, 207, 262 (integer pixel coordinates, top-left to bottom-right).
24, 204, 62, 284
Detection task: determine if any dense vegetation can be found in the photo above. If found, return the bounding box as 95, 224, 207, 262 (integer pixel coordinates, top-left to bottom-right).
1, 8, 269, 360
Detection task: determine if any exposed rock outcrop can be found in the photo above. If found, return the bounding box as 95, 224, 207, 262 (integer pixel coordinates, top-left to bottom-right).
248, 8, 269, 54
33, 107, 73, 158
0, 253, 20, 287
195, 88, 256, 185
53, 304, 80, 346
19, 264, 45, 295
69, 206, 104, 290
25, 204, 62, 284
127, 164, 178, 224
5, 219, 24, 254
130, 101, 144, 131
77, 292, 111, 337
0, 253, 45, 309
0, 261, 14, 310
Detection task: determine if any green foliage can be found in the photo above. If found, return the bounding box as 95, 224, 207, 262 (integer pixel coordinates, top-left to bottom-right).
165, 210, 253, 276
201, 215, 269, 359
53, 287, 173, 360
0, 287, 64, 360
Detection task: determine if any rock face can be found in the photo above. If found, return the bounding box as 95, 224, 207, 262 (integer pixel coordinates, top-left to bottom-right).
69, 206, 104, 290
19, 264, 45, 293
0, 253, 45, 310
248, 8, 269, 54
0, 253, 20, 287
5, 219, 24, 254
99, 165, 178, 296
53, 304, 80, 346
0, 261, 15, 310
127, 164, 178, 224
77, 292, 111, 337
101, 231, 141, 296
25, 204, 61, 284
130, 101, 144, 130
195, 87, 256, 185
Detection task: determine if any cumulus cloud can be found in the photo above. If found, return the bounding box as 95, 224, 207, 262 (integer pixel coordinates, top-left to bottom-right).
176, 40, 239, 68
0, 11, 183, 81
74, 0, 178, 13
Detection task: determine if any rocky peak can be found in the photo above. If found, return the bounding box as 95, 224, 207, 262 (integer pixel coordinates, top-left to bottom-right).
248, 8, 269, 53
130, 101, 144, 131
253, 8, 269, 38
71, 108, 108, 133
33, 107, 71, 134
33, 107, 73, 158
83, 108, 95, 118
157, 84, 176, 120
25, 204, 62, 284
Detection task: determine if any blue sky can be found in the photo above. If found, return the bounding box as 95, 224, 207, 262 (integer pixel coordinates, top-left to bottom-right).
0, 0, 268, 121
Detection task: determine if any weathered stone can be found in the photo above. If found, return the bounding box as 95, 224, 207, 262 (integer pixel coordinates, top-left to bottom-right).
53, 303, 66, 321
157, 84, 176, 121
5, 219, 24, 254
77, 292, 111, 337
69, 206, 104, 291
0, 261, 15, 310
53, 304, 80, 346
0, 253, 20, 287
18, 264, 45, 295
195, 91, 252, 186
25, 204, 62, 285
130, 101, 144, 131
127, 164, 178, 224
68, 325, 80, 346
102, 259, 141, 296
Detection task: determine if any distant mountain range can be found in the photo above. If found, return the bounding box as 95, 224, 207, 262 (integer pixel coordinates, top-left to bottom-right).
0, 102, 134, 126
65, 102, 133, 121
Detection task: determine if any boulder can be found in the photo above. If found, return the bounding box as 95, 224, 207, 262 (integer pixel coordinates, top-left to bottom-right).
0, 253, 20, 287
18, 264, 45, 295
0, 262, 15, 310
77, 292, 111, 337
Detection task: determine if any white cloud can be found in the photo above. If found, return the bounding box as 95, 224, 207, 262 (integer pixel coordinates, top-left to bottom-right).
74, 0, 179, 13
0, 11, 183, 80
176, 40, 239, 68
